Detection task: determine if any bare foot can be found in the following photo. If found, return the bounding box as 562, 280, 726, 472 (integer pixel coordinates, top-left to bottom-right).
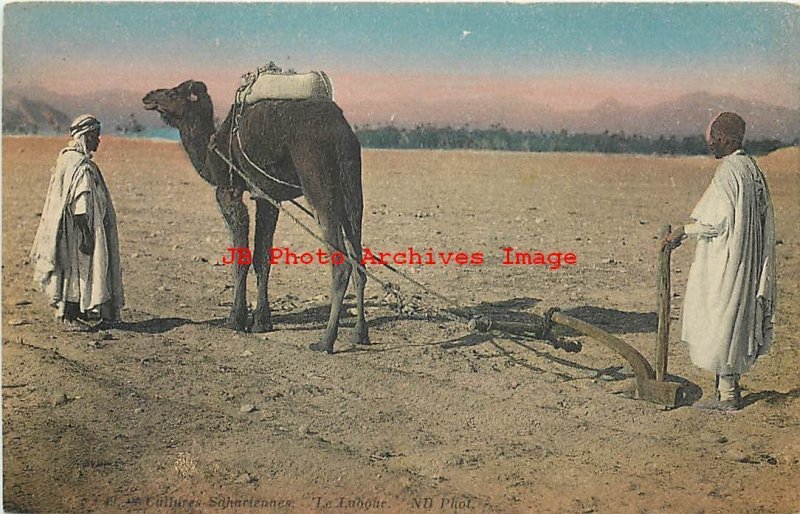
62, 319, 91, 332
694, 399, 742, 412
93, 319, 122, 331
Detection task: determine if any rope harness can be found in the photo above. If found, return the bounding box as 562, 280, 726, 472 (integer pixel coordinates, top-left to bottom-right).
225, 62, 334, 192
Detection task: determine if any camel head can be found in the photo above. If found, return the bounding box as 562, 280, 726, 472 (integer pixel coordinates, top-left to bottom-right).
142, 80, 212, 129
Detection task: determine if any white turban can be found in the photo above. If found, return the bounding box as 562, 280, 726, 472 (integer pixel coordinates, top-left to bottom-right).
69, 114, 101, 138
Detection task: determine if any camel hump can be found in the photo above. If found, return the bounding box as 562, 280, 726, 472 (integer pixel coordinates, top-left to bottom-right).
236, 98, 348, 130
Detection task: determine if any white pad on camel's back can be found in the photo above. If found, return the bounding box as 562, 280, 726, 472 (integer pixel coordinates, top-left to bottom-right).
236, 63, 333, 104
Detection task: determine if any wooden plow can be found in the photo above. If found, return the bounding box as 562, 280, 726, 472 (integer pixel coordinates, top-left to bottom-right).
470, 225, 684, 407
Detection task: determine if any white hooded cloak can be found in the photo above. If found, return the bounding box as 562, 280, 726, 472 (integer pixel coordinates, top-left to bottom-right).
30, 141, 125, 319
681, 149, 777, 374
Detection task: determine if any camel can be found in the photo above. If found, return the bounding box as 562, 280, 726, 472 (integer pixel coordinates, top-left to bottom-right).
142, 79, 369, 353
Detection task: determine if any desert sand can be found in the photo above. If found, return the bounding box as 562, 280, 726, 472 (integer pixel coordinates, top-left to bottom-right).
3, 136, 799, 513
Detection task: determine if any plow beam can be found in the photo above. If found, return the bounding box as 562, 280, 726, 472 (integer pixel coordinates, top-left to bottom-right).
468, 225, 685, 407
469, 309, 683, 407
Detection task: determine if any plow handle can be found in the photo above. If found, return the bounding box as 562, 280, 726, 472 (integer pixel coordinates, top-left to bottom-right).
655, 224, 672, 382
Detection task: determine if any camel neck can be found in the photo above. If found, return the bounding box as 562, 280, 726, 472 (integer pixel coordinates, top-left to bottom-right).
180, 113, 216, 172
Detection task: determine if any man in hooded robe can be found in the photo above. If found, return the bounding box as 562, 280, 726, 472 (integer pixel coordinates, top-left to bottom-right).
665, 112, 777, 410
30, 114, 125, 331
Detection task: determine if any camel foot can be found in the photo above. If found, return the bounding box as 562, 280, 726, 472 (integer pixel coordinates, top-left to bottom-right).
250, 308, 274, 334
252, 321, 274, 333
309, 340, 334, 354
349, 330, 371, 346
251, 312, 274, 333
226, 310, 249, 332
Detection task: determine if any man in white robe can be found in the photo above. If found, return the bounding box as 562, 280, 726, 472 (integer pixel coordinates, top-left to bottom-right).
30, 114, 125, 331
666, 112, 776, 410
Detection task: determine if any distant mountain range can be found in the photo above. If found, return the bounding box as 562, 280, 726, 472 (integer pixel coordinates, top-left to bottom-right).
3, 88, 157, 136
3, 94, 71, 134
3, 86, 798, 141
561, 92, 799, 141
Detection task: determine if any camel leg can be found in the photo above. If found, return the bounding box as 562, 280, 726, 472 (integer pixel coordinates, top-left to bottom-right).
215, 186, 250, 331
252, 199, 279, 333
292, 144, 353, 353
308, 216, 351, 354
343, 220, 370, 345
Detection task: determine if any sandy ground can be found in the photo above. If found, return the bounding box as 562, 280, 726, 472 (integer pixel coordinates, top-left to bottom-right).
2, 136, 799, 513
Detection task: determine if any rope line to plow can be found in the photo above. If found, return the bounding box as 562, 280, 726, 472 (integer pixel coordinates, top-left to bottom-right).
209, 143, 470, 324
235, 127, 304, 190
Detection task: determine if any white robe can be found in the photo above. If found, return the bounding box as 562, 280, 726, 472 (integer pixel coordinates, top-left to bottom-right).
30, 145, 125, 319
681, 149, 777, 374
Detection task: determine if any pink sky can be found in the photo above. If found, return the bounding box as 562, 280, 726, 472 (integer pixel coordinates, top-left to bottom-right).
17, 60, 797, 130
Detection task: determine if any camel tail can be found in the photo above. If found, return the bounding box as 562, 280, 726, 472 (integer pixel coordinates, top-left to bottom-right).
336, 139, 364, 249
